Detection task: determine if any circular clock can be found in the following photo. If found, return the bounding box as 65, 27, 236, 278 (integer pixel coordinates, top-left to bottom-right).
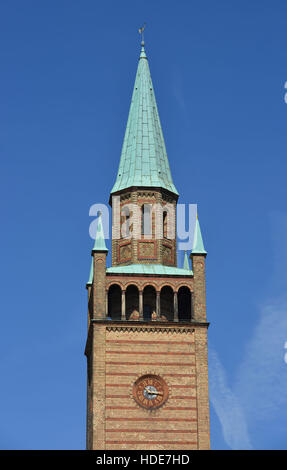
133, 374, 168, 409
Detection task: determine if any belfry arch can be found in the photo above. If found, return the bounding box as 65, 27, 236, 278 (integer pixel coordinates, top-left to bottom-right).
160, 286, 174, 321
108, 284, 121, 320
143, 285, 156, 321
178, 286, 192, 321
126, 284, 139, 320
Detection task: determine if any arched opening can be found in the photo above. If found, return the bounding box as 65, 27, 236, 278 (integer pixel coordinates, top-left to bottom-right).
126, 285, 139, 320
178, 286, 192, 321
121, 205, 130, 239
108, 284, 122, 320
160, 286, 174, 321
141, 204, 151, 236
143, 285, 156, 321
163, 211, 168, 238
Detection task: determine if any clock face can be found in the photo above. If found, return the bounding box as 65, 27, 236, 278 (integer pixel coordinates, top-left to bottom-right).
133, 374, 168, 409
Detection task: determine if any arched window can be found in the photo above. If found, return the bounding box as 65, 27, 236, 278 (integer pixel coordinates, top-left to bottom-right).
141, 204, 151, 236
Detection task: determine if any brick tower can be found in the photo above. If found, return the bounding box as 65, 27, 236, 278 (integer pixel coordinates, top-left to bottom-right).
84, 40, 210, 450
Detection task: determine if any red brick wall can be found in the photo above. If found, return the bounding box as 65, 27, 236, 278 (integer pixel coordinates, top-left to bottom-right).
87, 322, 210, 450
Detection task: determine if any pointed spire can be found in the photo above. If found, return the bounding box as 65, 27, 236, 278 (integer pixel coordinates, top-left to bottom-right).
92, 212, 108, 252
111, 42, 178, 196
183, 250, 190, 270
192, 215, 207, 255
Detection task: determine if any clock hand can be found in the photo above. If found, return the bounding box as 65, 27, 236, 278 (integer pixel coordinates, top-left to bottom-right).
145, 386, 156, 394
144, 386, 163, 396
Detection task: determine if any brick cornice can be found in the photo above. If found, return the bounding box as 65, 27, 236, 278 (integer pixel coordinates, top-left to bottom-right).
109, 186, 179, 205
106, 273, 193, 279
90, 319, 209, 328
105, 326, 195, 333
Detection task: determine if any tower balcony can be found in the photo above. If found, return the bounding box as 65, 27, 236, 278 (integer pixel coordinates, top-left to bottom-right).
88, 264, 195, 323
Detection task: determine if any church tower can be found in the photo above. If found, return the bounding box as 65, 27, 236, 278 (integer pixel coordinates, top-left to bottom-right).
85, 41, 210, 450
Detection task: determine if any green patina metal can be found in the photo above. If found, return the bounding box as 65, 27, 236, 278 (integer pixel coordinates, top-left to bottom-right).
110, 43, 178, 196
87, 212, 108, 285
87, 262, 192, 287
106, 263, 192, 276
183, 251, 190, 270
192, 216, 207, 255
92, 212, 108, 253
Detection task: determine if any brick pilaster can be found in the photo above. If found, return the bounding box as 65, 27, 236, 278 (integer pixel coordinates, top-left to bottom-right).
92, 251, 107, 319
190, 254, 207, 322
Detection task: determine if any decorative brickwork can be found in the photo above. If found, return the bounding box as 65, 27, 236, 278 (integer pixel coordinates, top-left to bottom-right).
111, 189, 177, 267
119, 241, 132, 263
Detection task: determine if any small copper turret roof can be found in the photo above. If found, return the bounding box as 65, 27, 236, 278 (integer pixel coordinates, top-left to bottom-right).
192, 216, 207, 255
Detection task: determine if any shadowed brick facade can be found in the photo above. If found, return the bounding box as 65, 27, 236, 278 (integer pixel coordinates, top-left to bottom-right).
84, 41, 210, 450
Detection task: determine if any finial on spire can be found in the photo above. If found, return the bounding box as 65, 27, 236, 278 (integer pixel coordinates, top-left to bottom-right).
138, 23, 146, 45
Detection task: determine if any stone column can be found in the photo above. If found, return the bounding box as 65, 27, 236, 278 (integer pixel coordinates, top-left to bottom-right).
139, 291, 143, 320
156, 291, 160, 319
105, 291, 108, 318
121, 290, 126, 321
174, 291, 178, 322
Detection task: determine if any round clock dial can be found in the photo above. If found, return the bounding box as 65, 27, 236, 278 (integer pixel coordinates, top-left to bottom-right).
133, 374, 168, 409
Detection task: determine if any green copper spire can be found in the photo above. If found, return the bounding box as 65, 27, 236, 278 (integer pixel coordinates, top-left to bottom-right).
192, 216, 207, 255
183, 250, 190, 270
111, 42, 178, 196
92, 212, 108, 252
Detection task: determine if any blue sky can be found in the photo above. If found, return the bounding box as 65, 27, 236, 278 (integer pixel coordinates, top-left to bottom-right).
1, 0, 287, 449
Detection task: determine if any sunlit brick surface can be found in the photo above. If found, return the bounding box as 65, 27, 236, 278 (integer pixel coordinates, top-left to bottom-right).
86, 323, 210, 450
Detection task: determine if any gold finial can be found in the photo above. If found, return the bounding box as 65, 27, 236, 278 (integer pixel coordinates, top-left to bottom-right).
138, 23, 146, 45
99, 210, 101, 216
